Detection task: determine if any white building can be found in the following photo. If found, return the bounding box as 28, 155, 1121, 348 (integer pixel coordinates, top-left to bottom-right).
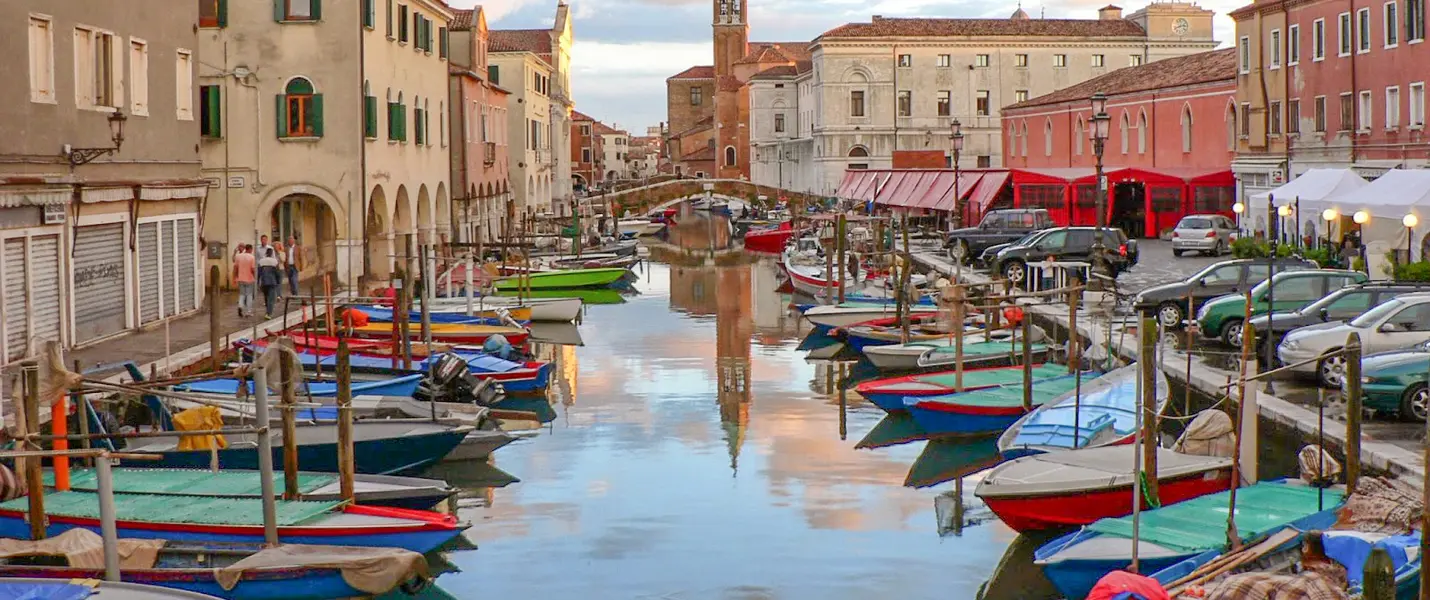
599, 125, 629, 181
750, 4, 1218, 195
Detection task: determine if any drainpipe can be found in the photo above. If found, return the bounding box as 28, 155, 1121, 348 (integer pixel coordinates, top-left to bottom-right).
892, 44, 899, 159
1348, 0, 1359, 165
358, 5, 368, 291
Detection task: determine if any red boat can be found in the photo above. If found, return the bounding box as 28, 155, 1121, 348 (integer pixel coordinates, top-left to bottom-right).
743, 221, 795, 254
973, 446, 1233, 532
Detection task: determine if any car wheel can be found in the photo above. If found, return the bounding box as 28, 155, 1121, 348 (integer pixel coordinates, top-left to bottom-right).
1157, 302, 1185, 329
1220, 319, 1244, 346
1317, 353, 1348, 388
1002, 260, 1027, 285
1401, 384, 1430, 421
1172, 249, 1184, 257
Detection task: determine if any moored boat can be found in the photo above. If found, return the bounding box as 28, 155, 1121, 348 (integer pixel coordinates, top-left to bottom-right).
175, 374, 425, 399
743, 222, 795, 254
997, 364, 1167, 459
864, 335, 1049, 372
349, 322, 530, 345
45, 467, 457, 511
493, 267, 629, 290
904, 374, 1081, 438
854, 363, 1070, 413
0, 577, 223, 599
802, 304, 905, 330
425, 295, 583, 322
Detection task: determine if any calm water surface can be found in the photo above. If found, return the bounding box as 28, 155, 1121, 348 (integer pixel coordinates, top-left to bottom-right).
433, 231, 1035, 599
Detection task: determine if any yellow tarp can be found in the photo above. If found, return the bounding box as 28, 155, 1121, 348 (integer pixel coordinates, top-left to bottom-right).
172, 406, 227, 451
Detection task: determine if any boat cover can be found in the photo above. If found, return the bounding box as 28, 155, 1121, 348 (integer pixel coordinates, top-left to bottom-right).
1087, 482, 1345, 553
44, 468, 335, 497
977, 446, 1230, 497
0, 491, 343, 527
1321, 530, 1420, 588
216, 543, 428, 593
0, 583, 95, 600
860, 364, 1068, 394
0, 529, 163, 569
1085, 571, 1169, 600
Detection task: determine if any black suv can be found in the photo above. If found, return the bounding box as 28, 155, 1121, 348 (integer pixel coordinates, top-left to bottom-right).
989, 227, 1138, 284
1133, 257, 1317, 328
1246, 281, 1430, 354
945, 209, 1054, 263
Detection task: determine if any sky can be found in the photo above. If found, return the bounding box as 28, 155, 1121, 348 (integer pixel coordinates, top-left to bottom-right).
450, 0, 1241, 133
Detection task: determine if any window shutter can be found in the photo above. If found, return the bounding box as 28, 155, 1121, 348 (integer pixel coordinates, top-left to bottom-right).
273, 0, 285, 22
362, 0, 373, 28
365, 96, 377, 138
311, 0, 322, 20
207, 87, 222, 137
385, 0, 393, 37
399, 104, 407, 141
439, 27, 448, 58
275, 95, 286, 137
426, 18, 434, 51
387, 103, 397, 139
218, 0, 228, 27
310, 94, 323, 137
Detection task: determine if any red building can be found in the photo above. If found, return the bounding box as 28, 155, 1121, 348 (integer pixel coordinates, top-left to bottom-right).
450, 8, 512, 244
1001, 48, 1238, 237
570, 110, 604, 191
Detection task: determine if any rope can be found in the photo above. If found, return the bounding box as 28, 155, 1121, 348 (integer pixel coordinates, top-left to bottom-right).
1139, 470, 1162, 509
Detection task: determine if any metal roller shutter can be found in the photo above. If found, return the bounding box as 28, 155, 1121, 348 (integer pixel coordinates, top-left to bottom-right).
160, 220, 174, 318
73, 224, 128, 342
138, 222, 160, 325
175, 218, 197, 313
4, 239, 26, 361
29, 235, 61, 350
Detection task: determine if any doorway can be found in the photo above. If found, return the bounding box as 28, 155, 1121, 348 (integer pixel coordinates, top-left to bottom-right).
1111, 182, 1146, 238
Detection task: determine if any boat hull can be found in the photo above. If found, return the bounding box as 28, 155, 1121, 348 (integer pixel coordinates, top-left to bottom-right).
980, 467, 1233, 532
124, 426, 470, 476
905, 400, 1025, 438
427, 297, 582, 322
0, 564, 393, 600
494, 267, 628, 290
744, 227, 794, 253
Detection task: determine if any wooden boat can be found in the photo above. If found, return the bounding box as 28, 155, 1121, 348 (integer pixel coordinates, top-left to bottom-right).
0, 492, 464, 553
617, 218, 667, 236
0, 531, 429, 600
974, 446, 1232, 532
802, 304, 906, 330
501, 288, 626, 305
493, 267, 629, 291
349, 322, 530, 345
46, 467, 457, 511
854, 364, 1070, 413
245, 340, 550, 393
1034, 481, 1345, 600
175, 374, 424, 399
997, 364, 1168, 459
783, 253, 859, 297
551, 254, 640, 270
904, 374, 1082, 438
352, 305, 526, 326
0, 577, 222, 599
743, 222, 795, 254
864, 331, 1048, 372
427, 290, 583, 322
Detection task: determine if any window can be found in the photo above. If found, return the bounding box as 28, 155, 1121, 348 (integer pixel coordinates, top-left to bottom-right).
690, 86, 702, 106
936, 91, 950, 116
1120, 112, 1130, 152
1357, 8, 1371, 52
1314, 95, 1327, 131
278, 0, 319, 21
363, 0, 374, 28
414, 98, 425, 145
1092, 54, 1105, 67
1075, 117, 1085, 155
1387, 86, 1401, 128
1412, 83, 1426, 126
200, 85, 221, 138
937, 54, 951, 67
1269, 29, 1281, 67
582, 148, 592, 163
1044, 120, 1053, 156
385, 0, 393, 38
1014, 54, 1028, 67
439, 27, 448, 59
1138, 111, 1148, 152
1269, 100, 1282, 134
129, 39, 147, 115
1181, 107, 1193, 151
725, 146, 737, 166
1015, 90, 1029, 103
175, 49, 193, 121
1359, 90, 1373, 129
398, 4, 409, 42
1338, 12, 1352, 56
200, 0, 226, 28
1239, 35, 1251, 73
363, 82, 377, 138
488, 65, 499, 85
1340, 92, 1354, 130
28, 16, 54, 104
579, 124, 591, 136
1289, 98, 1302, 133
975, 54, 990, 67
1387, 2, 1400, 46
850, 90, 865, 117
1412, 0, 1427, 42
1226, 105, 1237, 148
977, 156, 991, 168
1020, 123, 1028, 156
1130, 54, 1144, 66
976, 90, 990, 116
74, 27, 120, 110
774, 113, 785, 132
388, 90, 405, 141
1017, 185, 1063, 210
1053, 54, 1066, 67
279, 77, 322, 138
1313, 18, 1326, 60
897, 54, 911, 67
897, 90, 911, 117
1289, 24, 1301, 64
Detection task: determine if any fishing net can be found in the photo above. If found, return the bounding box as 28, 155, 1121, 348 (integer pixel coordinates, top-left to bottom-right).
1173, 410, 1235, 458
1202, 561, 1348, 600
1334, 477, 1422, 534
1297, 445, 1342, 486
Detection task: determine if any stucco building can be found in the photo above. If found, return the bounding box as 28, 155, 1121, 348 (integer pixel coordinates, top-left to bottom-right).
747, 3, 1221, 196
599, 124, 630, 181
488, 4, 574, 217
450, 7, 511, 245
570, 110, 603, 191
1229, 0, 1430, 210
2, 0, 206, 360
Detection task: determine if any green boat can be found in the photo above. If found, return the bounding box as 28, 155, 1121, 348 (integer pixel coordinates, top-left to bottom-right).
494, 267, 629, 291
496, 288, 628, 305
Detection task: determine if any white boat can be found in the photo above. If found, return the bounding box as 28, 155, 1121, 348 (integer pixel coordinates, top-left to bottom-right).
803, 304, 904, 329
863, 327, 1045, 371
617, 218, 666, 236
426, 295, 583, 322
782, 239, 861, 297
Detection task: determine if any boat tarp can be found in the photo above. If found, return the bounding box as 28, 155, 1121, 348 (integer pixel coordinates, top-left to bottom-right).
216, 543, 429, 594
918, 340, 1045, 356
870, 364, 1069, 392
1086, 571, 1169, 600
0, 582, 96, 600
924, 375, 1080, 409
0, 492, 343, 527
1087, 482, 1344, 552
0, 529, 163, 569
44, 468, 337, 498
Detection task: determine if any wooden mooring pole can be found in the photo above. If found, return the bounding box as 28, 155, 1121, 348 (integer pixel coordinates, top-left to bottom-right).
209, 266, 222, 371
336, 338, 356, 502
1140, 315, 1159, 501
1021, 315, 1033, 412
1345, 332, 1363, 492
22, 362, 45, 539
953, 285, 965, 391
278, 337, 300, 501
251, 365, 279, 546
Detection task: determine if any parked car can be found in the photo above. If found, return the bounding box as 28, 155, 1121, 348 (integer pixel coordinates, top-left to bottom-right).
1171, 214, 1238, 257
1195, 269, 1369, 346
989, 227, 1139, 284
945, 209, 1055, 263
1280, 293, 1430, 389
1133, 257, 1316, 328
1246, 282, 1430, 357
1358, 338, 1430, 420
975, 229, 1049, 268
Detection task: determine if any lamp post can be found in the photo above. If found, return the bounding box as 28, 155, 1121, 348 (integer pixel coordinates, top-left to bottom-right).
1088, 93, 1111, 289
1404, 213, 1419, 264
1322, 208, 1338, 252
1233, 202, 1246, 239
67, 111, 128, 166
1353, 210, 1371, 273
949, 120, 965, 230
1277, 204, 1292, 247
1266, 196, 1281, 371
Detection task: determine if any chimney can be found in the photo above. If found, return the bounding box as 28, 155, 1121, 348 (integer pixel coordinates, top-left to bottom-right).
872, 15, 883, 21
1098, 4, 1123, 19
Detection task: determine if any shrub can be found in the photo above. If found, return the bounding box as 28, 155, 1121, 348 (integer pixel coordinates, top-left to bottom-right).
1392, 260, 1430, 281
1298, 246, 1336, 268
1231, 238, 1296, 259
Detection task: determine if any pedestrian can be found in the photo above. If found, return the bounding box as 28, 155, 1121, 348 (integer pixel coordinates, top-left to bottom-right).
272, 242, 286, 296
257, 247, 282, 319
1339, 238, 1358, 269
258, 234, 273, 260
232, 244, 256, 317
285, 236, 302, 295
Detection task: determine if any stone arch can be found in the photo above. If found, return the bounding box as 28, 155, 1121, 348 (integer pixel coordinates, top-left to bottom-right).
393, 185, 413, 234
1181, 103, 1194, 153
848, 145, 869, 158
435, 182, 450, 245
416, 184, 433, 244
1043, 118, 1054, 157
1019, 121, 1028, 156
1074, 115, 1086, 156
527, 175, 535, 208
1119, 110, 1131, 153
724, 146, 738, 167
366, 185, 391, 280
1137, 108, 1149, 154
1225, 100, 1237, 151
842, 67, 872, 83
254, 182, 348, 240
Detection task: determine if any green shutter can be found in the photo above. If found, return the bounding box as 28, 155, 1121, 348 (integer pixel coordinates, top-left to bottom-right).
311, 0, 321, 20
275, 95, 287, 137
387, 103, 397, 139
417, 16, 426, 51
205, 86, 222, 138
362, 0, 373, 28
310, 94, 323, 137
273, 0, 285, 22
488, 65, 498, 85
417, 108, 425, 145
439, 27, 448, 58
398, 104, 407, 141
365, 96, 377, 138
218, 0, 228, 27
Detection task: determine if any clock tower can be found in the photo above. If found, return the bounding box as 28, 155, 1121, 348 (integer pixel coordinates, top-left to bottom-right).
713, 0, 749, 78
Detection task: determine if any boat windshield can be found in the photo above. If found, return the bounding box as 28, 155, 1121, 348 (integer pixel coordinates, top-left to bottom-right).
1350, 298, 1406, 328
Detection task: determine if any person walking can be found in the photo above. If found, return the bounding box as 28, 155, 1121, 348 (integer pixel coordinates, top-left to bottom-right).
257, 247, 282, 319
272, 242, 286, 297
232, 245, 256, 317
285, 236, 302, 295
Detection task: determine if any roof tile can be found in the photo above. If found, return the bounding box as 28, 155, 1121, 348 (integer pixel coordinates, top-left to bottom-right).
1005, 48, 1235, 110
450, 9, 474, 31
670, 65, 716, 80
490, 29, 551, 54
818, 16, 1147, 39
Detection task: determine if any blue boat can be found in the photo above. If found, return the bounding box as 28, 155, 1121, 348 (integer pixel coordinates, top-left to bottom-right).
1036, 481, 1345, 599
0, 578, 222, 599
903, 375, 1081, 438
175, 374, 424, 398
242, 343, 551, 393
997, 364, 1166, 460
352, 305, 527, 326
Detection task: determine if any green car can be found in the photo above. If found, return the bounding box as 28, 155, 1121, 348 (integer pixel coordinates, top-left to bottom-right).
1359, 341, 1430, 420
1195, 269, 1368, 346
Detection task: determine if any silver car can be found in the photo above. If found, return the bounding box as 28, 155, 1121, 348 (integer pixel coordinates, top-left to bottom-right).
1172, 214, 1237, 257
1278, 292, 1430, 387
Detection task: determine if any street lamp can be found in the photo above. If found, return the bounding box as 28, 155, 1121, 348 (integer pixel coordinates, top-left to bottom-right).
949, 119, 965, 230
1277, 204, 1292, 246
67, 111, 128, 166
1405, 213, 1419, 263
1323, 208, 1338, 251
1088, 93, 1111, 289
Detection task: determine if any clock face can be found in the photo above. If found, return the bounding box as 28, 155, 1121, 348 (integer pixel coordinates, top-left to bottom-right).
1173, 18, 1190, 35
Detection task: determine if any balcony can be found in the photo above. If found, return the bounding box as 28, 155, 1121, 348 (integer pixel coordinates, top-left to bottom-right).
483, 142, 496, 165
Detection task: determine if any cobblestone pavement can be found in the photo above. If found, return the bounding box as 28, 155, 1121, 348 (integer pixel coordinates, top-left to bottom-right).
1115, 239, 1224, 294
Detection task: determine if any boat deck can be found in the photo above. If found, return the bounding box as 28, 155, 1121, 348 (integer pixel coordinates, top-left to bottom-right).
43, 468, 335, 497
0, 492, 343, 526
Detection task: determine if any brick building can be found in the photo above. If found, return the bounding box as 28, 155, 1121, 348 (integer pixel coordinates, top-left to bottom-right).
666, 66, 716, 177
570, 110, 603, 190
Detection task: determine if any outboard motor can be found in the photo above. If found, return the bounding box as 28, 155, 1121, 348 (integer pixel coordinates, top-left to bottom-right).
415, 352, 503, 406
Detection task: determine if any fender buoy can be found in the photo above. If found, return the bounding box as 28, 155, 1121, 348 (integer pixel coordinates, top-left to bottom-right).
1003, 306, 1024, 324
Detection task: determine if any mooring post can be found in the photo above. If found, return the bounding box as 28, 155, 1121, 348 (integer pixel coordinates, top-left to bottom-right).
1068, 283, 1080, 374
209, 266, 222, 371
22, 362, 44, 540
953, 285, 965, 391
336, 338, 355, 502
278, 337, 300, 501
1140, 314, 1159, 501
1345, 332, 1363, 491
252, 366, 279, 546
94, 456, 120, 581
1022, 315, 1033, 411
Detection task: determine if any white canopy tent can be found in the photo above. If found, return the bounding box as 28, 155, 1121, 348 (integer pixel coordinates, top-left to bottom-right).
1322, 169, 1430, 262
1247, 168, 1369, 219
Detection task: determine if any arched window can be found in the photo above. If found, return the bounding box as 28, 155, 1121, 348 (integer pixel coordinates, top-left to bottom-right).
725, 146, 737, 167
1008, 127, 1017, 158
1044, 119, 1054, 156
1181, 106, 1193, 153
388, 90, 405, 141
1020, 122, 1028, 156
848, 146, 869, 157
1226, 104, 1237, 151
1137, 110, 1148, 154
1074, 117, 1085, 156
280, 77, 322, 138
1119, 112, 1130, 154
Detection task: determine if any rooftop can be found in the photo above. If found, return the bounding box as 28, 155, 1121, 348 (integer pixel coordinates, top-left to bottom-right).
817, 15, 1147, 39
670, 65, 716, 80
1005, 47, 1235, 110
490, 29, 552, 55
571, 110, 598, 123
736, 42, 813, 65
450, 8, 475, 31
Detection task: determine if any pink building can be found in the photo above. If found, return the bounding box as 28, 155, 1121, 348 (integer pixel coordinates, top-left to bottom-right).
1001, 49, 1238, 237
450, 8, 511, 243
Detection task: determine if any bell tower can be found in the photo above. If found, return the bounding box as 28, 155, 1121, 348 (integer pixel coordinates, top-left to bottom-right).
713, 0, 748, 78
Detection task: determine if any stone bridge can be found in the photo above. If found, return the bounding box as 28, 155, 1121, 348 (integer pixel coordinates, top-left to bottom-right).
592, 179, 826, 215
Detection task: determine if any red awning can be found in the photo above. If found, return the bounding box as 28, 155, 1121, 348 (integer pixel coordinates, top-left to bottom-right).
964, 171, 1011, 215
875, 172, 923, 207
927, 172, 981, 211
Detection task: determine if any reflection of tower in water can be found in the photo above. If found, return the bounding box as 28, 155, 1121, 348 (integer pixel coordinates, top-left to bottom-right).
668, 265, 719, 316
715, 264, 753, 475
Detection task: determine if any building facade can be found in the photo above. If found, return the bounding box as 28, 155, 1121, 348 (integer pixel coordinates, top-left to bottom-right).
489, 5, 574, 216
747, 3, 1220, 196
599, 124, 629, 181
666, 66, 716, 177
570, 110, 603, 191
450, 7, 512, 245
3, 0, 206, 360
1229, 0, 1430, 212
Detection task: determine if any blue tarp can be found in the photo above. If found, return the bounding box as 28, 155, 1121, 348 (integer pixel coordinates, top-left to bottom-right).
0, 583, 94, 600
